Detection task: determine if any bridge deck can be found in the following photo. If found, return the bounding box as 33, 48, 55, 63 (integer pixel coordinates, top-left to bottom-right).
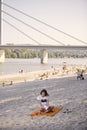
0, 45, 87, 50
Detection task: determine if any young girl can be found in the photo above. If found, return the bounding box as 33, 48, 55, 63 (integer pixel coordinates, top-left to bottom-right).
37, 89, 53, 113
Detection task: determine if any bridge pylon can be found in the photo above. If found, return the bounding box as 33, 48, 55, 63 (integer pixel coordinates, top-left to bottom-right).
0, 50, 5, 63
0, 0, 1, 45
41, 49, 48, 64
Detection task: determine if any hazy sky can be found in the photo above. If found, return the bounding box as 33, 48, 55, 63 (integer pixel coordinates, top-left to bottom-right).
2, 0, 87, 45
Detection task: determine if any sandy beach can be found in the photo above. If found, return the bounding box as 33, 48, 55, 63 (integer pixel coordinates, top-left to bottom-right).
0, 74, 87, 130
0, 65, 87, 85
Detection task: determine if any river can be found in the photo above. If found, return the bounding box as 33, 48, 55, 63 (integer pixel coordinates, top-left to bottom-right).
0, 58, 87, 75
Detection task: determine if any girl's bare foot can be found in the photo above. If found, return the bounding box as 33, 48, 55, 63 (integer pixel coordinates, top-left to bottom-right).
45, 106, 54, 113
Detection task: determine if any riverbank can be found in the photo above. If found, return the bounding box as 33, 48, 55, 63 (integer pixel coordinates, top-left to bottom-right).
1, 58, 87, 75
0, 65, 87, 85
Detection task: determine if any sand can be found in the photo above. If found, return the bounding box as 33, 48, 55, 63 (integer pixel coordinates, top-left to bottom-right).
0, 75, 87, 130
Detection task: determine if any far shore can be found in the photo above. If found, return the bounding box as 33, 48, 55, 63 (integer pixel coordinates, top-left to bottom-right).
0, 65, 87, 86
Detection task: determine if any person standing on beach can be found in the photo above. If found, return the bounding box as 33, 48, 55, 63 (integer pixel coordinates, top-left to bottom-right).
37, 89, 53, 113
62, 62, 68, 74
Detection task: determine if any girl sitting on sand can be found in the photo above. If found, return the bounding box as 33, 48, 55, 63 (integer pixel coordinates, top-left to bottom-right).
37, 89, 53, 113
77, 69, 84, 80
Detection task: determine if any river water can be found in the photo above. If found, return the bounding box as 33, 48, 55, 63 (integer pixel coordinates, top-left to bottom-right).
0, 58, 87, 75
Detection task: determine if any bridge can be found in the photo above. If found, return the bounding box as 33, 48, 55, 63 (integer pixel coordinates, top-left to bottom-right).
0, 0, 87, 63
1, 45, 87, 50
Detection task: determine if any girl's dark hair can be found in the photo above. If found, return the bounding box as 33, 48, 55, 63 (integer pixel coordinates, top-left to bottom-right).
40, 89, 49, 96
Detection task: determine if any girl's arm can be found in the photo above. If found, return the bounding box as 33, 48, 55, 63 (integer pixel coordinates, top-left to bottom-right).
37, 100, 43, 107
46, 100, 49, 106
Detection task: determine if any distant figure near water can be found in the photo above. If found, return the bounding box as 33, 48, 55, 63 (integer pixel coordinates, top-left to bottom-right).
37, 89, 53, 113
19, 69, 23, 73
62, 62, 67, 71
62, 62, 68, 74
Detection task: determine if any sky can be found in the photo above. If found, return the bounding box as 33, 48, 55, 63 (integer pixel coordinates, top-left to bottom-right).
1, 0, 87, 46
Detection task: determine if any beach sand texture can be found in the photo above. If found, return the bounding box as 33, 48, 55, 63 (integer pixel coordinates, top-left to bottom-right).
0, 75, 87, 130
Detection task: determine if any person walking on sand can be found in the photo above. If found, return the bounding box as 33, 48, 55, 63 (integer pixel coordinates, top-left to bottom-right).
37, 89, 53, 113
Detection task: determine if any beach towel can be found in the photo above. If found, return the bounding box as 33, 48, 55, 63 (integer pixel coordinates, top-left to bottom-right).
28, 106, 62, 117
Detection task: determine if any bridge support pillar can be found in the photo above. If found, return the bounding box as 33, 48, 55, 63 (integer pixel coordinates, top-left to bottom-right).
0, 50, 5, 63
41, 49, 48, 64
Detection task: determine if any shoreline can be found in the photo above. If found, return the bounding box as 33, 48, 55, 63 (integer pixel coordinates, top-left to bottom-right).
0, 65, 87, 85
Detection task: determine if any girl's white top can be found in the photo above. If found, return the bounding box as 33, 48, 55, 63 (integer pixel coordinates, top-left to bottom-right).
37, 95, 49, 110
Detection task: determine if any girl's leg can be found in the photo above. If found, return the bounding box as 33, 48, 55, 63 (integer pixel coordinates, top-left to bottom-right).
40, 108, 46, 112
45, 106, 54, 113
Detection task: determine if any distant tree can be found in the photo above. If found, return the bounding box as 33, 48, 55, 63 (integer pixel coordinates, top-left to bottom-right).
5, 50, 11, 58
11, 53, 17, 58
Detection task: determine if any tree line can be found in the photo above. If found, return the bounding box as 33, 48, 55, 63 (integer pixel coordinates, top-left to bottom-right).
5, 49, 87, 58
